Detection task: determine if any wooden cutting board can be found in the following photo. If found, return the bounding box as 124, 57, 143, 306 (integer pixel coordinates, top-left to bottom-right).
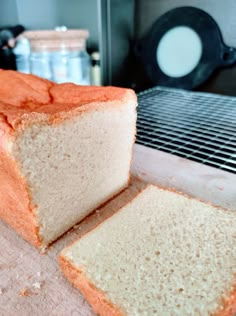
1, 144, 236, 316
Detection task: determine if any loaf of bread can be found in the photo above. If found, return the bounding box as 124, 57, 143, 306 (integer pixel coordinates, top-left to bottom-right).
60, 185, 236, 316
0, 70, 137, 248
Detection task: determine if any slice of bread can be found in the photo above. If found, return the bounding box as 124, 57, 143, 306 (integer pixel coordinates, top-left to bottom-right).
0, 70, 137, 248
59, 185, 236, 316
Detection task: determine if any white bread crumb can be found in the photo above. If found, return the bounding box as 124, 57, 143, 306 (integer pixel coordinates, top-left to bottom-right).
61, 185, 236, 316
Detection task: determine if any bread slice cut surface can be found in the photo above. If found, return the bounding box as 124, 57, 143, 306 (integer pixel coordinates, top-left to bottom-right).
60, 185, 236, 316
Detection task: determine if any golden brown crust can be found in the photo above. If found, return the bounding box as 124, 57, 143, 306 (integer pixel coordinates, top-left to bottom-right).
59, 255, 125, 316
0, 110, 41, 247
215, 286, 236, 316
0, 148, 41, 247
0, 70, 136, 130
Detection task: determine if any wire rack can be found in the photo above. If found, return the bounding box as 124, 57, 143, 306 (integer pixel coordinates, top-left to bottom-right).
136, 87, 236, 174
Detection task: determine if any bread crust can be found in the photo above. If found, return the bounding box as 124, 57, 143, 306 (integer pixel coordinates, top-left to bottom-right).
0, 146, 41, 247
59, 255, 124, 316
0, 70, 136, 131
215, 286, 236, 316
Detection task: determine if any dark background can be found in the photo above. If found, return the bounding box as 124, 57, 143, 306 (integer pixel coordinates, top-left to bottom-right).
134, 0, 236, 95
1, 0, 236, 95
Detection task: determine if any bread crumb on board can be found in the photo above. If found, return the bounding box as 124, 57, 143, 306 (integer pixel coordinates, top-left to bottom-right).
19, 288, 33, 297
19, 282, 43, 297
32, 282, 42, 290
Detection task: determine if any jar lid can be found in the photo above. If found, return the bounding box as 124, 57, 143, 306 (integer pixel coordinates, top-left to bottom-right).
23, 29, 89, 40
30, 38, 86, 52
23, 29, 89, 52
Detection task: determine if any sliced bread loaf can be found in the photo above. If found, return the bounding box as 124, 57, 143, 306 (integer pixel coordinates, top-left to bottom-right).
60, 185, 236, 316
0, 70, 137, 248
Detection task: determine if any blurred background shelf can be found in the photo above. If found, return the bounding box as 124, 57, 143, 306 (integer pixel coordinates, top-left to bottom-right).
1, 0, 236, 94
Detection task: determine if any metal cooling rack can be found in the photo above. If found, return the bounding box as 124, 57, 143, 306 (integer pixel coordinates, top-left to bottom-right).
136, 87, 236, 174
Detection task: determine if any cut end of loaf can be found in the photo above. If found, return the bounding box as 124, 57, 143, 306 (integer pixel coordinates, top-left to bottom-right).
0, 70, 137, 248
60, 185, 236, 316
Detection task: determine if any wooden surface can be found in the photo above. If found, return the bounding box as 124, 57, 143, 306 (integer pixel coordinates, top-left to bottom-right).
1, 144, 236, 316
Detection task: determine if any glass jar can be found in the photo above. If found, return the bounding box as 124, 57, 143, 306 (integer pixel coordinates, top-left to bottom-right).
13, 37, 31, 74
24, 29, 91, 85
30, 49, 52, 80
50, 40, 91, 85
67, 49, 91, 85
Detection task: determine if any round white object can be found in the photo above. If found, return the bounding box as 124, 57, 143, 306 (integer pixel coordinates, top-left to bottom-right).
156, 26, 203, 78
